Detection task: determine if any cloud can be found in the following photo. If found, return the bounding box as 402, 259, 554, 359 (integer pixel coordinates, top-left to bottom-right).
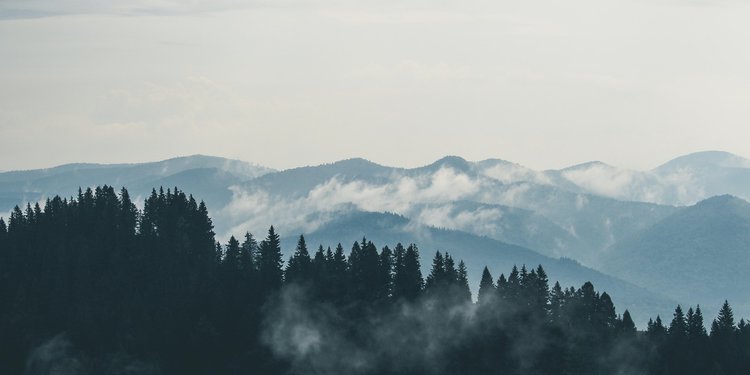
218, 166, 483, 238
415, 204, 505, 237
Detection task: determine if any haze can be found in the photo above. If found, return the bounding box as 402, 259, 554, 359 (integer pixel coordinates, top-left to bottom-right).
1, 0, 749, 171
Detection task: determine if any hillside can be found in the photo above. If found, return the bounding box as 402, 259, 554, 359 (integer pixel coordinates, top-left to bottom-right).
601, 195, 750, 318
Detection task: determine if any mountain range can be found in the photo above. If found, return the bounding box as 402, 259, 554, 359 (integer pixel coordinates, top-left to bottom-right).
2, 150, 750, 325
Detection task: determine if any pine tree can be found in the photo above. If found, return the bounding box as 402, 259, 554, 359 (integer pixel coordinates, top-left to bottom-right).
477, 267, 495, 305
711, 300, 736, 337
377, 246, 394, 300
532, 265, 550, 315
620, 310, 636, 334
393, 244, 423, 301
711, 301, 738, 375
258, 226, 283, 292
329, 243, 348, 303
284, 235, 312, 284
223, 236, 242, 271
347, 238, 381, 303
687, 306, 708, 339
506, 265, 521, 304
425, 251, 446, 291
0, 217, 7, 248
550, 281, 565, 323
669, 305, 688, 339
456, 260, 472, 303
444, 253, 457, 285
597, 292, 618, 330
311, 245, 328, 296
240, 232, 257, 273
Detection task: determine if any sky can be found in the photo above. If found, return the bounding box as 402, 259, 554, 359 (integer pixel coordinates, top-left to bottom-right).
1, 0, 749, 172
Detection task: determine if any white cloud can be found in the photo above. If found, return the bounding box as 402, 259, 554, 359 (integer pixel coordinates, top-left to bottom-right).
217, 167, 483, 238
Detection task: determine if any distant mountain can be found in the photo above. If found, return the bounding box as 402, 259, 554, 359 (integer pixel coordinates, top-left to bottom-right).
0, 155, 273, 221
4, 151, 750, 322
281, 210, 676, 327
600, 195, 750, 319
546, 151, 750, 206
233, 156, 676, 266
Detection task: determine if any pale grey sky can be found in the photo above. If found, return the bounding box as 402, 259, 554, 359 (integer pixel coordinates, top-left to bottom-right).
1, 0, 749, 171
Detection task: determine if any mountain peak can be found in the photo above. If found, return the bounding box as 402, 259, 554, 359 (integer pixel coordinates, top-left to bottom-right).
655, 151, 750, 172
694, 194, 750, 209
560, 160, 611, 172
425, 155, 472, 171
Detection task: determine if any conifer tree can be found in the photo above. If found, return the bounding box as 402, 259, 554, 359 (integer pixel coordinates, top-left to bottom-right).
496, 274, 508, 301
477, 267, 495, 305
0, 217, 7, 248
550, 281, 565, 322
711, 301, 739, 375
240, 232, 257, 272
455, 260, 471, 303
223, 236, 242, 271
687, 306, 708, 339
258, 226, 283, 292
393, 244, 423, 301
311, 245, 328, 295
329, 243, 348, 303
377, 246, 394, 300
620, 310, 636, 334
285, 235, 312, 284
506, 265, 521, 303
425, 251, 446, 291
669, 305, 688, 339
444, 253, 457, 285
712, 300, 736, 337
532, 265, 550, 315
597, 292, 618, 330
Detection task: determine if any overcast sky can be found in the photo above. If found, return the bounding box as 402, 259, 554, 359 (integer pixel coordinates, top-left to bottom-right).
1, 0, 749, 171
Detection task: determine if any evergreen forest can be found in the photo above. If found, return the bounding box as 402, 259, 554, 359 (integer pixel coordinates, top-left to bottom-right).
1, 186, 749, 375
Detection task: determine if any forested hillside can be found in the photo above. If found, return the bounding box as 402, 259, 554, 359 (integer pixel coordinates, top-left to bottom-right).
1, 186, 748, 375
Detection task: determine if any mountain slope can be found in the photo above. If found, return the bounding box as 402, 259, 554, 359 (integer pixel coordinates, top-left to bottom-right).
233, 157, 676, 265
0, 155, 273, 214
601, 195, 750, 319
281, 210, 676, 327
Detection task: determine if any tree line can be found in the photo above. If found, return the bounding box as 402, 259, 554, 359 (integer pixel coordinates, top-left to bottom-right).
0, 186, 748, 374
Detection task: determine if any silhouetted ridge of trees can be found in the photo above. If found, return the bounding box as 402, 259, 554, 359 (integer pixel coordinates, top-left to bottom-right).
0, 186, 749, 374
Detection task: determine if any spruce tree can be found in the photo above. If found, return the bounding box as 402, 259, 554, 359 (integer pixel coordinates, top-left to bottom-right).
311, 245, 328, 296
393, 244, 423, 301
550, 281, 565, 323
425, 251, 446, 291
223, 236, 242, 271
620, 310, 636, 334
687, 306, 708, 339
284, 235, 312, 284
711, 301, 738, 375
456, 260, 472, 303
444, 253, 457, 284
240, 232, 257, 272
712, 300, 736, 337
377, 246, 394, 301
477, 267, 495, 305
258, 226, 283, 292
669, 305, 688, 339
329, 243, 348, 303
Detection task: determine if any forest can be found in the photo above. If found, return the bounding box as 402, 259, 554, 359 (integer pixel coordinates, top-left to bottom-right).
1, 186, 749, 375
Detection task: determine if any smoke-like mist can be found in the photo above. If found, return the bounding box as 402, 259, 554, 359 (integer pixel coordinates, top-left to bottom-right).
24, 334, 159, 375
261, 284, 649, 375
